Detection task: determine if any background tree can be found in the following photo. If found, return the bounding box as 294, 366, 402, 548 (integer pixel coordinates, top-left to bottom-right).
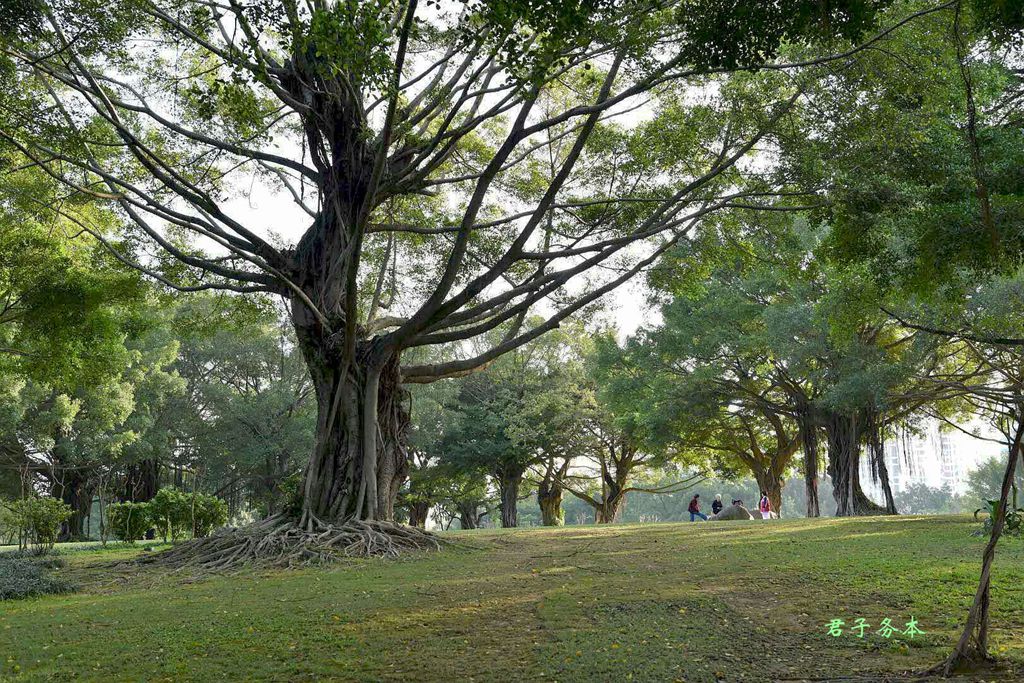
169, 298, 315, 517
790, 0, 1024, 670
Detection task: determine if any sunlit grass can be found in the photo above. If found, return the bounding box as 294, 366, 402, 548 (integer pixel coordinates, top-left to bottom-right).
1, 515, 1022, 681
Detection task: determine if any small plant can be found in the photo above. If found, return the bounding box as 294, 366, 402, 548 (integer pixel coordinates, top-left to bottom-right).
106, 502, 153, 544
9, 497, 73, 554
974, 485, 1024, 538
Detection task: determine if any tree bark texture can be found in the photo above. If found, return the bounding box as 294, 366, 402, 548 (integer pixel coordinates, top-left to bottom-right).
537, 477, 564, 526
496, 467, 523, 528
292, 297, 409, 524
797, 407, 821, 517
825, 412, 889, 516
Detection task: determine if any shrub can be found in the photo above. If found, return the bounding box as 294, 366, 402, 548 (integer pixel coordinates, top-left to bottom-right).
106, 502, 153, 543
149, 488, 229, 541
0, 554, 76, 600
149, 487, 190, 542
277, 471, 304, 519
191, 495, 228, 538
0, 503, 17, 545
9, 497, 72, 554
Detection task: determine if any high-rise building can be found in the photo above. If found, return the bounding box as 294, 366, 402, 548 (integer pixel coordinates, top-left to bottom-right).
858, 418, 1005, 501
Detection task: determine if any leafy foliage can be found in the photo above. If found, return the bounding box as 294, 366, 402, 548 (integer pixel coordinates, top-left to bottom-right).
106, 501, 153, 543
149, 487, 189, 542
8, 497, 72, 554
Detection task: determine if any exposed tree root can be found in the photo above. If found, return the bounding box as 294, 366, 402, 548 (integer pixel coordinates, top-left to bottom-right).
139, 516, 445, 571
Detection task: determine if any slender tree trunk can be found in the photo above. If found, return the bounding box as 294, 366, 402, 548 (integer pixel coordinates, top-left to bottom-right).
864, 408, 898, 514
873, 449, 898, 514
537, 477, 564, 526
936, 419, 1024, 675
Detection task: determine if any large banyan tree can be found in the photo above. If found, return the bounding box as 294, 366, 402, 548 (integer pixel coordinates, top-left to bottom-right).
0, 0, 943, 562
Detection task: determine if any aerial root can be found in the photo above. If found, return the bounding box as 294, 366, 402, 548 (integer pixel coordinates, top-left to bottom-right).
139, 517, 445, 571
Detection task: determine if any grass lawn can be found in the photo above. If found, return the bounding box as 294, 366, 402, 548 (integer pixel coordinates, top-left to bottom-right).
2, 515, 1023, 682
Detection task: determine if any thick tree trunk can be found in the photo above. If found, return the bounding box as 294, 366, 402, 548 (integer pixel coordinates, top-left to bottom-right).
537, 478, 564, 526
125, 458, 160, 502
58, 471, 94, 541
457, 502, 482, 529
805, 473, 820, 517
497, 469, 522, 528
797, 407, 821, 517
292, 300, 409, 524
408, 500, 430, 529
754, 470, 784, 517
825, 412, 887, 517
596, 486, 626, 524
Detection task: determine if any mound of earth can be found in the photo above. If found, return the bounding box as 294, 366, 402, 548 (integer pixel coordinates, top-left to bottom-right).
710, 504, 754, 521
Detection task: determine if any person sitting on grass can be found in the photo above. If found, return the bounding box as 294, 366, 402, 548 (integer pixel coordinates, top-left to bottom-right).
688, 494, 708, 522
712, 494, 723, 516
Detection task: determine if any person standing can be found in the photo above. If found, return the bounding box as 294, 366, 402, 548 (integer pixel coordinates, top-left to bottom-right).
711, 494, 723, 516
689, 494, 708, 522
759, 492, 772, 520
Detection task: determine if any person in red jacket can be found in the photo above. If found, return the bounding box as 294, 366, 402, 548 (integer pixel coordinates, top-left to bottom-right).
759, 491, 772, 520
688, 494, 708, 522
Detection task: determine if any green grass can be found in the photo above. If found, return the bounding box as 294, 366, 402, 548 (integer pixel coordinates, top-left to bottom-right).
1, 516, 1023, 681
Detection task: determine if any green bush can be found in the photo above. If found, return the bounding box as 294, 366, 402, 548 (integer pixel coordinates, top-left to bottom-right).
276, 471, 304, 519
0, 502, 17, 545
106, 501, 153, 543
149, 488, 190, 542
149, 488, 229, 541
0, 554, 76, 600
191, 495, 228, 538
9, 497, 72, 554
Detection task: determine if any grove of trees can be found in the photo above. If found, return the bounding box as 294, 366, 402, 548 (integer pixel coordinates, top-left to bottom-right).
3, 0, 1024, 674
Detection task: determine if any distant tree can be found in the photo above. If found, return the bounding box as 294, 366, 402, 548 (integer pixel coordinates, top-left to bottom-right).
2, 302, 180, 540
431, 467, 493, 531
897, 483, 966, 515
169, 299, 315, 517
596, 289, 803, 515
965, 455, 1024, 506
790, 0, 1024, 670
441, 340, 550, 528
